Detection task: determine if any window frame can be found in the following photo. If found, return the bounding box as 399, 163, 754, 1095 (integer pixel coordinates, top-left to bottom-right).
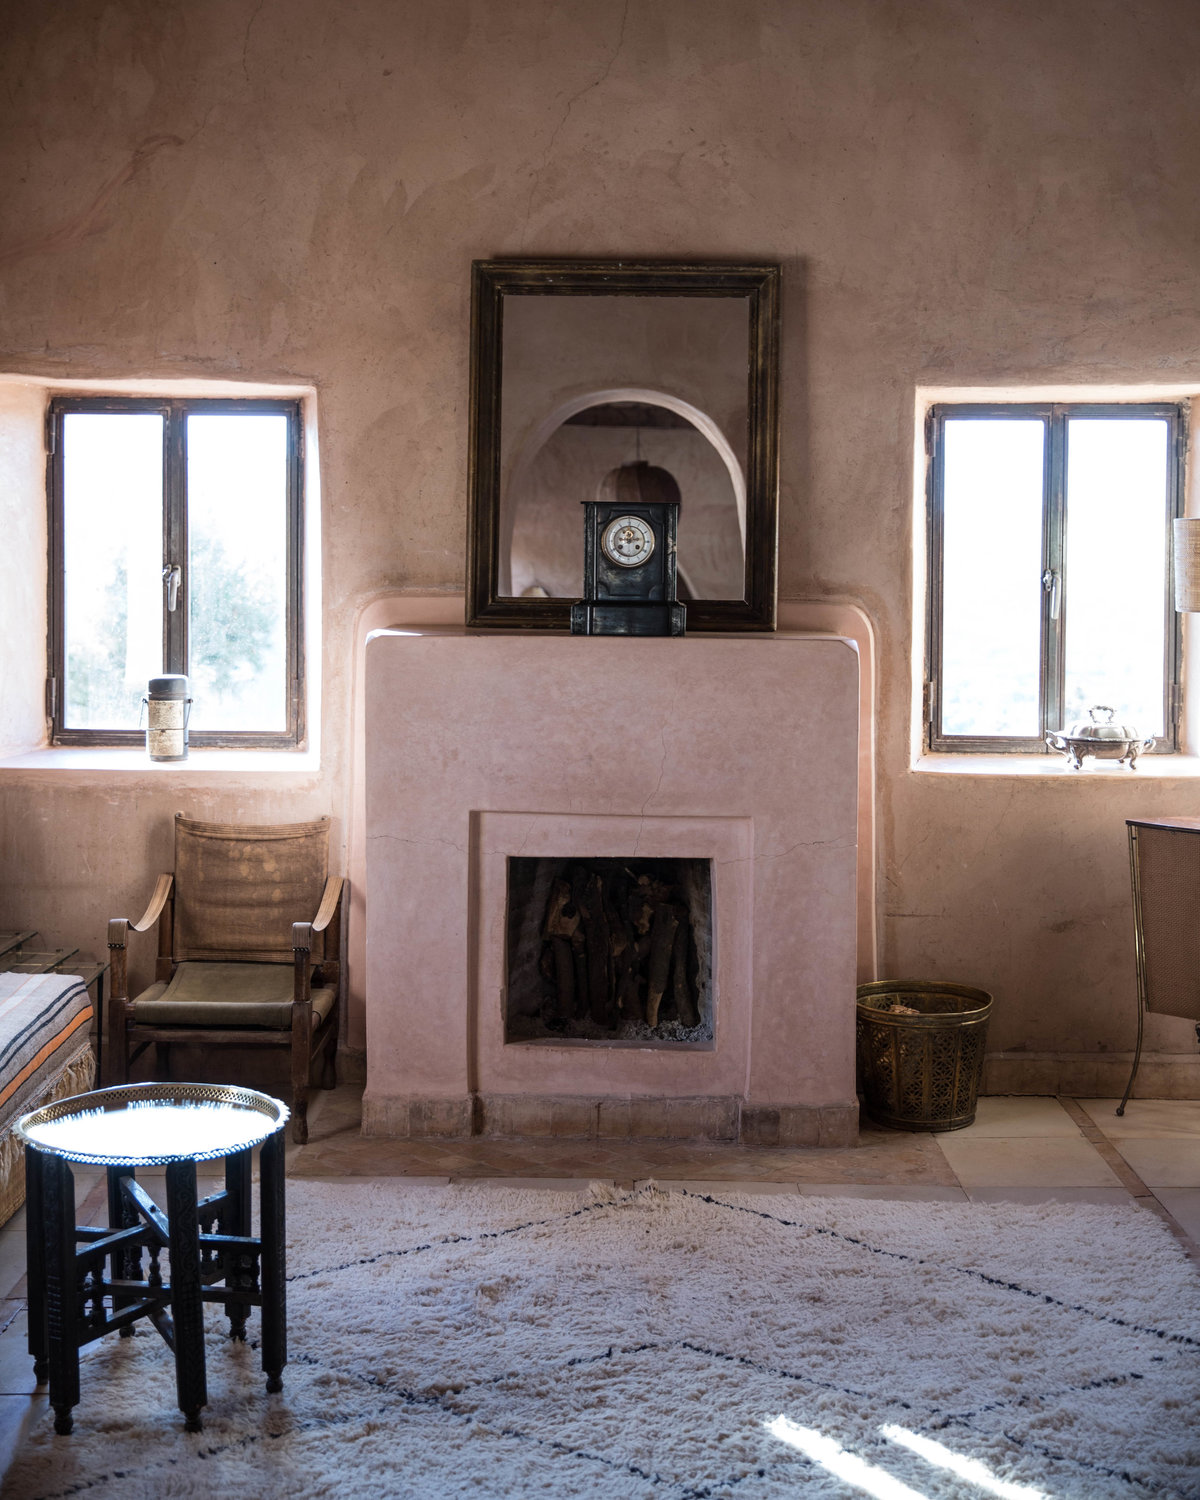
924, 400, 1186, 755
46, 394, 306, 749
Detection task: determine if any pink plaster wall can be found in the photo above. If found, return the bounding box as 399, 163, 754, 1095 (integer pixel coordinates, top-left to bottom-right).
1, 1, 1200, 1090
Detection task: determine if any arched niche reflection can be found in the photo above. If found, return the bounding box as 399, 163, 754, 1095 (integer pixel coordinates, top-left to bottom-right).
467, 260, 780, 630
501, 389, 746, 601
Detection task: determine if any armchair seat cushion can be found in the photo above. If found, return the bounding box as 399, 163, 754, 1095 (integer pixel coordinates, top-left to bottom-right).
131, 962, 337, 1029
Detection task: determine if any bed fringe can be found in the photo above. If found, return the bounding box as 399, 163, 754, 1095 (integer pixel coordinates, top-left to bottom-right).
0, 1046, 96, 1228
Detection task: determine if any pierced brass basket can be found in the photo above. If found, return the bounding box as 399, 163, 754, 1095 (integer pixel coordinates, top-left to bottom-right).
856, 980, 992, 1132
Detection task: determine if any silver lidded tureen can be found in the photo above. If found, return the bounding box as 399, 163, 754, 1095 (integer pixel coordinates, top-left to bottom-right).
1045, 704, 1154, 770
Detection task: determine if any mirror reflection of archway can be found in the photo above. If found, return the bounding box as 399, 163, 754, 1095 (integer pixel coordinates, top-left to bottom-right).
500, 388, 747, 600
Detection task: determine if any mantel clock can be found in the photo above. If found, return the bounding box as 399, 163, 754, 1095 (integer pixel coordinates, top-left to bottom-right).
570, 463, 686, 636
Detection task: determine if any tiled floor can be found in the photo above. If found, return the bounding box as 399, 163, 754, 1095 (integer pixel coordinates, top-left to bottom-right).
2, 1086, 1198, 1480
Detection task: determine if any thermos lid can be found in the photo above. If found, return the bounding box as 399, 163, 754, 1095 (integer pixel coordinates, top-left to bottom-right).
147, 675, 189, 698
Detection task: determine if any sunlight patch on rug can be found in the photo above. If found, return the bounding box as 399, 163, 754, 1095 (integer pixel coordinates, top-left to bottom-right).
877, 1423, 1048, 1498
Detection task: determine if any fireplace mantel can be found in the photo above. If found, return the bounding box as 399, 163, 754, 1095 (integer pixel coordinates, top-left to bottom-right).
363, 628, 859, 1145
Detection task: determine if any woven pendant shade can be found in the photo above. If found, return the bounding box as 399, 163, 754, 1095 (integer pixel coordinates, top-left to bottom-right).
1173, 519, 1200, 612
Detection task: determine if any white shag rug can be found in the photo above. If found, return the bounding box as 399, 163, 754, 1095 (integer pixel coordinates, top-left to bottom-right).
6, 1182, 1200, 1499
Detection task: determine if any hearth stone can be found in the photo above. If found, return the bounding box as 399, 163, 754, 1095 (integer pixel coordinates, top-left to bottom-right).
358, 1092, 860, 1146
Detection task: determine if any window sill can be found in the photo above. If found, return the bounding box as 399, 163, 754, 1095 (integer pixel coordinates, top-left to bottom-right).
0, 747, 320, 774
913, 752, 1200, 778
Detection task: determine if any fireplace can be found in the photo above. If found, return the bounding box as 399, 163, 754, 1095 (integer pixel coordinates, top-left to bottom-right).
505, 856, 714, 1046
363, 628, 860, 1146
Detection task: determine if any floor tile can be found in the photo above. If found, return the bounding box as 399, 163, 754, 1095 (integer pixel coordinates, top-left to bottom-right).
796, 1184, 970, 1202
934, 1096, 1080, 1139
1079, 1098, 1200, 1139
75, 1178, 110, 1226
361, 1176, 452, 1188
0, 1211, 26, 1301
935, 1135, 1123, 1189
455, 1178, 613, 1191
965, 1186, 1133, 1205
0, 1394, 44, 1484
0, 1309, 36, 1396
1107, 1138, 1200, 1188
1151, 1189, 1200, 1240
293, 1129, 959, 1185
635, 1180, 800, 1195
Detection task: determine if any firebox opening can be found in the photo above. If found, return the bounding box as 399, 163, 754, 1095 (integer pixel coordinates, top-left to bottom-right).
505, 856, 714, 1047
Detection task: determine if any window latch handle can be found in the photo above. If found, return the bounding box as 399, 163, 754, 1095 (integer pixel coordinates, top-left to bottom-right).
163, 563, 181, 612
1042, 567, 1061, 621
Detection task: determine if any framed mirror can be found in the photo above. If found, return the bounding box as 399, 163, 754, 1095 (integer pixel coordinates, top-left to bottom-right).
466, 260, 780, 630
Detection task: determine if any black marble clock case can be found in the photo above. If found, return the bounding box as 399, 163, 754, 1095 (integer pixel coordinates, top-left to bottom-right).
570, 499, 687, 637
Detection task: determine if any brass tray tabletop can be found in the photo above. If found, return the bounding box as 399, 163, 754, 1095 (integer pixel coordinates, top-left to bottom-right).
16, 1081, 289, 1167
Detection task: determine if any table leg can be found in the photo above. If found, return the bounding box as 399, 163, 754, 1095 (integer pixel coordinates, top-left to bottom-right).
24, 1147, 47, 1385
164, 1159, 206, 1432
223, 1147, 252, 1340
43, 1154, 79, 1435
258, 1128, 286, 1393
106, 1165, 138, 1336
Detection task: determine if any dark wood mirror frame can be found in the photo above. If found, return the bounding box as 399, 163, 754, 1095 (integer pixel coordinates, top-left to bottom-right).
466, 259, 781, 631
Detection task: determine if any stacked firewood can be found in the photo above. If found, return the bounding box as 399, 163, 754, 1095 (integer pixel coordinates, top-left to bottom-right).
538, 860, 701, 1032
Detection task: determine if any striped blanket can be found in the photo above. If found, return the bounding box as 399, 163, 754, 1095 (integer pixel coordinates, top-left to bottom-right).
0, 971, 93, 1136
0, 971, 95, 1224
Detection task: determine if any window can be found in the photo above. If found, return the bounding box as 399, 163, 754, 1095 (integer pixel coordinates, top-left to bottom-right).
925, 402, 1185, 753
47, 396, 304, 747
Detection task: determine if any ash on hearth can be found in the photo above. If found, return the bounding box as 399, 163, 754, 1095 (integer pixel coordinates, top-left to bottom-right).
505, 857, 713, 1047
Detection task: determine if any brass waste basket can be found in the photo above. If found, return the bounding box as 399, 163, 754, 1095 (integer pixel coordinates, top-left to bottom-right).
856, 980, 993, 1131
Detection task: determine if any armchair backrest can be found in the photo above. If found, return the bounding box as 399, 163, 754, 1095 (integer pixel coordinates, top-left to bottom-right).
173, 815, 330, 963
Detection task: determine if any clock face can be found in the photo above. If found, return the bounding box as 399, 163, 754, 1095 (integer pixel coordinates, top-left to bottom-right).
601, 514, 656, 569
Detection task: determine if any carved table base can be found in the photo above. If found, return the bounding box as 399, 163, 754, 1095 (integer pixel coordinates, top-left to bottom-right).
19, 1084, 288, 1435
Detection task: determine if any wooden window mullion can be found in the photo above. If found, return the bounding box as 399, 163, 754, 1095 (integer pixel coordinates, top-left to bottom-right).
163, 402, 187, 678
285, 405, 305, 745
46, 405, 66, 739
1041, 410, 1068, 741
1163, 407, 1185, 751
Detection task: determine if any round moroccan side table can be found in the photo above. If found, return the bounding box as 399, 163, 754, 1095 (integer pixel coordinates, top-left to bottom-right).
17, 1081, 289, 1435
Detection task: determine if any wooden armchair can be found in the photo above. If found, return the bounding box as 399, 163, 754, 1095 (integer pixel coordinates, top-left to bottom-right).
105, 815, 343, 1144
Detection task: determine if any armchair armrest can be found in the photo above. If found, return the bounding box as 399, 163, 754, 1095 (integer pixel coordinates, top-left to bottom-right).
104, 872, 174, 1087
292, 876, 344, 954
291, 876, 345, 1031
107, 873, 174, 951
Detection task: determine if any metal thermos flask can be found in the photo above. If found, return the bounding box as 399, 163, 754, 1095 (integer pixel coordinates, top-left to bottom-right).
144, 675, 192, 762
